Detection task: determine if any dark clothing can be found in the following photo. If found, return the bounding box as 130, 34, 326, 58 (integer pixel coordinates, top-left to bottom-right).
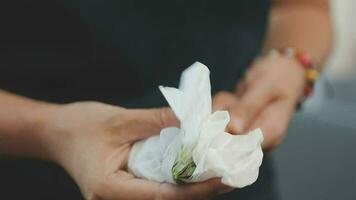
0, 0, 278, 199
0, 0, 270, 107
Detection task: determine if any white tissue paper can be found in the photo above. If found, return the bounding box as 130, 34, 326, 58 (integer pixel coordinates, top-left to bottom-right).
128, 62, 264, 188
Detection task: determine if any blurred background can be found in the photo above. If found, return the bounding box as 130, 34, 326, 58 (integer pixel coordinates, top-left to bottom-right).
273, 0, 356, 199
0, 0, 355, 199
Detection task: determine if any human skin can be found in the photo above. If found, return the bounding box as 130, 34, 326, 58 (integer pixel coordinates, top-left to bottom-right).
0, 0, 333, 198
0, 91, 231, 200
213, 0, 333, 150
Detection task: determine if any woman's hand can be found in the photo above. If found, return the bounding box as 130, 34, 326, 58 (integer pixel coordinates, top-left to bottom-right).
35, 101, 230, 200
213, 55, 305, 150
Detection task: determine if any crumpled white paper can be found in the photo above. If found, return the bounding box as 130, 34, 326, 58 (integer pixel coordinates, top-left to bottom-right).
128, 62, 264, 188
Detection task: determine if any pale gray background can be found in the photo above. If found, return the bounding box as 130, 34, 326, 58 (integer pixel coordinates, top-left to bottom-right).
273, 1, 356, 199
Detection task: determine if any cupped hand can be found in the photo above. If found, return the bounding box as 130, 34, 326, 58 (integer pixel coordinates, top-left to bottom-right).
37, 101, 230, 200
213, 55, 305, 150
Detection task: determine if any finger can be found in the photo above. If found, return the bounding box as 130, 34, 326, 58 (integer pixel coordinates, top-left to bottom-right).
163, 178, 232, 200
234, 81, 247, 97
229, 80, 275, 134
212, 91, 238, 112
103, 172, 231, 200
99, 171, 160, 200
126, 107, 180, 141
248, 99, 295, 151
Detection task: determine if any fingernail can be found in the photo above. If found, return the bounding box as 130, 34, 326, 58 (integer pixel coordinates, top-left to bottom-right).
232, 117, 244, 133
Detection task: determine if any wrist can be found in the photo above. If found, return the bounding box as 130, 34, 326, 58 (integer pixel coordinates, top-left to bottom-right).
23, 102, 61, 162
257, 48, 320, 108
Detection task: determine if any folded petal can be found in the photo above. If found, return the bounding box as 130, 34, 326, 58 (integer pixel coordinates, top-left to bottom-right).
129, 62, 264, 188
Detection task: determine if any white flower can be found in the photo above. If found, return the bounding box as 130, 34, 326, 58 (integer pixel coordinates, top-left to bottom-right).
129, 62, 264, 188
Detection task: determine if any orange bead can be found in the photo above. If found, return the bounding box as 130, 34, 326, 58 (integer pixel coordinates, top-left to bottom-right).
306, 69, 319, 82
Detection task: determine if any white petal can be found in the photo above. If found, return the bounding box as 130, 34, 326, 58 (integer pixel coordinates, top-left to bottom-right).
158, 86, 183, 120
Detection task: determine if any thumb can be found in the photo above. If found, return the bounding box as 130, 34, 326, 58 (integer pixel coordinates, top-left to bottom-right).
126, 107, 179, 141
229, 81, 274, 134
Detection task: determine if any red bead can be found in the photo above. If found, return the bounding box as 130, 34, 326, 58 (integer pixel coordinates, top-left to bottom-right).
304, 86, 314, 96
298, 53, 312, 68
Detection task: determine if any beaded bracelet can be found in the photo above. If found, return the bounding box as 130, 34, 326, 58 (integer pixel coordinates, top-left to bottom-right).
252, 48, 320, 110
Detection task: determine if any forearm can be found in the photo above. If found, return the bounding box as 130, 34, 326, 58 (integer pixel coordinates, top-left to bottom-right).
263, 0, 333, 65
0, 90, 56, 160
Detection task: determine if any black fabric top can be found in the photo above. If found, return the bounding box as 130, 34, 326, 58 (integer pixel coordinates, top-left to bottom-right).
0, 0, 271, 107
